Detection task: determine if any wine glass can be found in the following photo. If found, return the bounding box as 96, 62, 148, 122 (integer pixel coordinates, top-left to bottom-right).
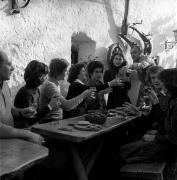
90, 87, 97, 99
140, 95, 151, 115
29, 102, 38, 118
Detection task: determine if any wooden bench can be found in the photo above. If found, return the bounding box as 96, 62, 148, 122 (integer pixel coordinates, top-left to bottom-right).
120, 162, 166, 180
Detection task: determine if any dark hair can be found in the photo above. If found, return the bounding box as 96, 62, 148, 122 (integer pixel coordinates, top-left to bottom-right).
109, 53, 127, 69
49, 58, 69, 78
67, 63, 85, 83
87, 61, 104, 76
0, 51, 7, 65
24, 60, 48, 88
158, 68, 177, 96
146, 65, 163, 84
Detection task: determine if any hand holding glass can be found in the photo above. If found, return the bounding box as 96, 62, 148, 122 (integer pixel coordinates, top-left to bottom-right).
29, 103, 38, 118
90, 87, 97, 99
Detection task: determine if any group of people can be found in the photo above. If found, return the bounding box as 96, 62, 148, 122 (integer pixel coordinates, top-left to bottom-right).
1, 39, 177, 178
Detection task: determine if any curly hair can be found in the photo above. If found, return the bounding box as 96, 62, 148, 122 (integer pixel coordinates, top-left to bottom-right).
86, 60, 104, 77
49, 58, 69, 78
146, 65, 163, 85
158, 68, 177, 96
24, 60, 48, 88
67, 63, 85, 83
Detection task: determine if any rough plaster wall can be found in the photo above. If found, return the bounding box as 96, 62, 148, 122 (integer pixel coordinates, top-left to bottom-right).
0, 0, 177, 97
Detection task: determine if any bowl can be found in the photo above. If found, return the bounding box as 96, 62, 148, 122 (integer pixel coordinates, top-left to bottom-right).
84, 112, 107, 125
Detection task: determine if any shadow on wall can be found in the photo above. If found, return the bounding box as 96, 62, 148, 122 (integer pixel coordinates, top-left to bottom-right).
0, 0, 13, 16
71, 32, 96, 63
95, 46, 108, 68
103, 0, 127, 54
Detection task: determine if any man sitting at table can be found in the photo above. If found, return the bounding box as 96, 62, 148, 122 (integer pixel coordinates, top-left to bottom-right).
0, 50, 44, 144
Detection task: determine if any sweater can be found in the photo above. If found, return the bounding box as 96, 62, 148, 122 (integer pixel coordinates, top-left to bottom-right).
14, 85, 50, 128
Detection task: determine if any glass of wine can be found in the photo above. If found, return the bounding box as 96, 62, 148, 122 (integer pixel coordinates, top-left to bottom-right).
29, 102, 38, 118
90, 87, 97, 99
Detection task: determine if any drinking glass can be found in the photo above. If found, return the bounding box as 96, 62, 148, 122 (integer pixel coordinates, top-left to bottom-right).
90, 87, 96, 99
29, 102, 37, 118
140, 95, 151, 115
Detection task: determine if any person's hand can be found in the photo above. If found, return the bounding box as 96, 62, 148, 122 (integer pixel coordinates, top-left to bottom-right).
143, 134, 156, 142
20, 107, 37, 118
49, 95, 61, 110
109, 78, 123, 87
83, 88, 96, 99
24, 130, 45, 145
146, 88, 159, 105
122, 102, 140, 116
98, 88, 112, 96
146, 130, 158, 135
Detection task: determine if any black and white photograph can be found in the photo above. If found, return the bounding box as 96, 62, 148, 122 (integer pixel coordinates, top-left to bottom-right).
1, 0, 177, 179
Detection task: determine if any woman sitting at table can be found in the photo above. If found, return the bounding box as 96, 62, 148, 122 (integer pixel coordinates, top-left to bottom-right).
120, 68, 177, 163
104, 53, 131, 109
66, 61, 119, 117
39, 58, 94, 122
66, 63, 88, 117
86, 60, 112, 111
14, 60, 60, 128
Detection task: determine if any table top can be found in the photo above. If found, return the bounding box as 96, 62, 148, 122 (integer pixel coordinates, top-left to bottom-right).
32, 115, 137, 143
0, 139, 48, 179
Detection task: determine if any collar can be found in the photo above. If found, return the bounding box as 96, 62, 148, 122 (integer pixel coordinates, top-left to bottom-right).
75, 79, 85, 85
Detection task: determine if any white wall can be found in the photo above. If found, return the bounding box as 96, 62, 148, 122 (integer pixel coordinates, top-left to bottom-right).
0, 0, 177, 97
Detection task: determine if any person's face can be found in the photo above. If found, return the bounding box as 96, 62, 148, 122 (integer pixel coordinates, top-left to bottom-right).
78, 67, 87, 83
38, 74, 47, 84
130, 46, 141, 63
0, 56, 14, 81
90, 68, 103, 81
150, 72, 163, 90
112, 54, 124, 67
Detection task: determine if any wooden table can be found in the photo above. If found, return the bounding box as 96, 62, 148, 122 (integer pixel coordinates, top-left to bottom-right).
32, 115, 137, 143
32, 115, 137, 180
0, 139, 49, 180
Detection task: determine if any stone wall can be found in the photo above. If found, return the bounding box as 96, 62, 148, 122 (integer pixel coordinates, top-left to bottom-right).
0, 0, 177, 97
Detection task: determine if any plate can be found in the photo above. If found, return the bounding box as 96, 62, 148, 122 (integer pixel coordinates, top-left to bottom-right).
74, 123, 102, 131
108, 109, 117, 113
107, 112, 117, 117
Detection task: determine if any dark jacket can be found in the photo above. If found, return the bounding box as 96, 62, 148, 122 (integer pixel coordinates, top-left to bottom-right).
104, 67, 131, 109
14, 85, 50, 128
120, 96, 177, 163
66, 81, 109, 117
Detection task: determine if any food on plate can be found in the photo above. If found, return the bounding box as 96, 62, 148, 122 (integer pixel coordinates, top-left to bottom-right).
84, 112, 107, 125
107, 112, 117, 117
77, 121, 90, 126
